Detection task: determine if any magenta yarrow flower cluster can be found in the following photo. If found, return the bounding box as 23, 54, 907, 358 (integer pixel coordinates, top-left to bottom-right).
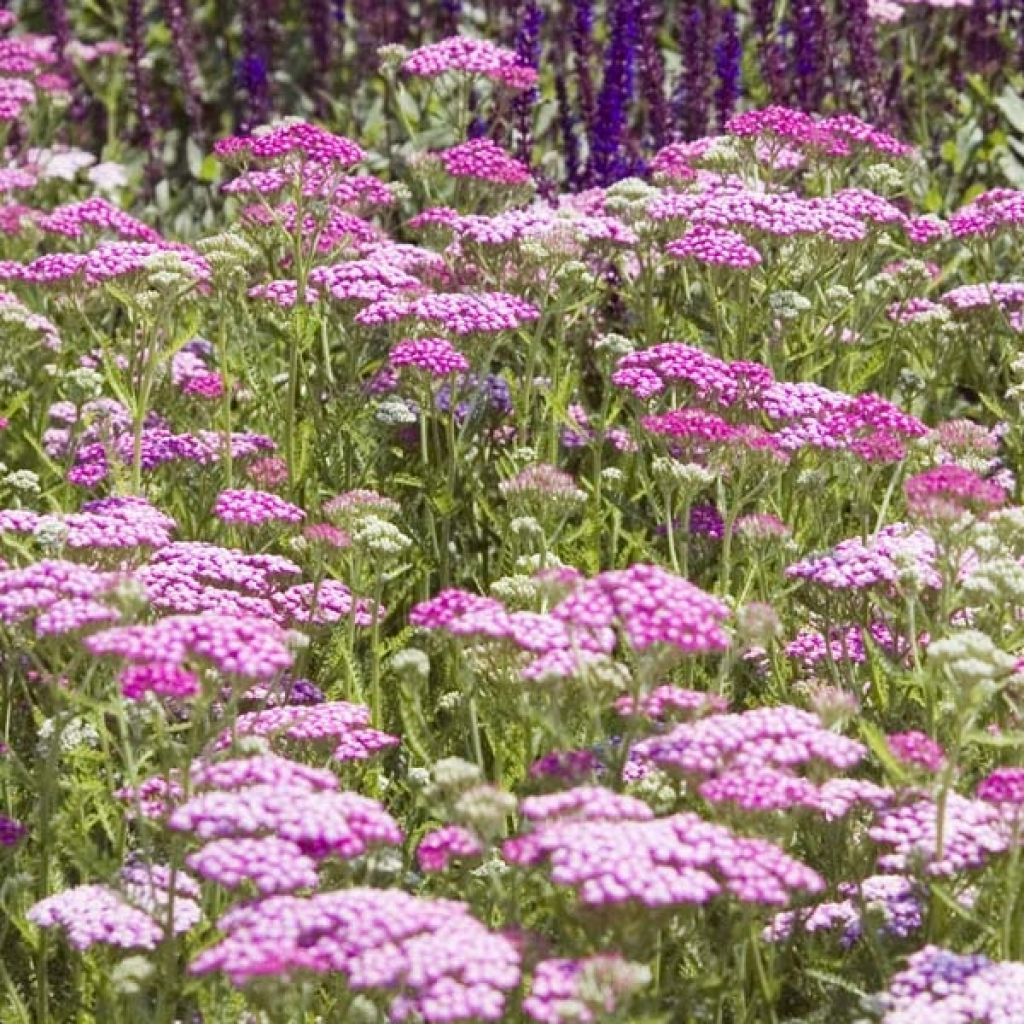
401, 35, 538, 90
523, 955, 650, 1024
410, 565, 729, 682
214, 119, 365, 168
438, 139, 531, 186
765, 873, 926, 946
389, 336, 470, 377
869, 792, 1011, 876
213, 488, 306, 527
417, 825, 485, 873
29, 863, 201, 951
666, 225, 762, 269
904, 464, 1008, 520
85, 613, 295, 680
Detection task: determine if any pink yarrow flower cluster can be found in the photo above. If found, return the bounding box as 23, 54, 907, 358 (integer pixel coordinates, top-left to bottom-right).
84, 614, 295, 680
666, 225, 762, 268
214, 120, 365, 167
213, 488, 306, 527
504, 789, 824, 907
389, 336, 470, 376
356, 290, 540, 334
401, 35, 538, 90
191, 887, 521, 1022
438, 138, 531, 186
214, 701, 398, 762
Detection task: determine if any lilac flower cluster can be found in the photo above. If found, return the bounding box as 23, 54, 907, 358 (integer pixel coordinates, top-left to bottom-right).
523, 955, 650, 1024
666, 225, 763, 268
904, 464, 1008, 520
308, 259, 424, 304
765, 873, 925, 946
411, 564, 729, 682
0, 558, 122, 634
214, 119, 365, 168
169, 782, 402, 861
614, 685, 728, 721
29, 862, 201, 951
68, 426, 275, 487
417, 824, 485, 872
785, 525, 941, 593
871, 946, 1024, 1023
0, 495, 175, 551
612, 343, 927, 463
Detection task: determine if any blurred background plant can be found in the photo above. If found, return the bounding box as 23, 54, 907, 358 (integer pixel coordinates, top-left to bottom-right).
18, 0, 1024, 221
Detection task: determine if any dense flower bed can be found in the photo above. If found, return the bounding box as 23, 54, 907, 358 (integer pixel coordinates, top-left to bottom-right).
4, 8, 1024, 1024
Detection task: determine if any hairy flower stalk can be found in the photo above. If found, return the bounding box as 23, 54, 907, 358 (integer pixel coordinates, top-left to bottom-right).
637, 0, 670, 151
305, 0, 333, 115
591, 0, 641, 184
239, 0, 271, 129
160, 0, 204, 134
125, 0, 156, 149
792, 0, 829, 111
571, 0, 597, 183
714, 6, 741, 128
750, 0, 788, 103
675, 0, 716, 140
513, 0, 543, 166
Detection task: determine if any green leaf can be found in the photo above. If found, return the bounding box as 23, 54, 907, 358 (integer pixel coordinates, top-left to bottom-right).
996, 88, 1024, 134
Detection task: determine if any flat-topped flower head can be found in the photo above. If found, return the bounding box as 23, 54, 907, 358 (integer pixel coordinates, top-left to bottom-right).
500, 464, 586, 510
869, 792, 1010, 876
402, 35, 538, 90
551, 563, 731, 656
190, 887, 521, 1021
85, 614, 295, 680
417, 825, 485, 873
389, 336, 470, 376
213, 488, 305, 527
356, 291, 540, 334
905, 464, 1007, 520
214, 119, 365, 168
633, 705, 865, 779
524, 956, 651, 1024
615, 685, 729, 721
186, 836, 319, 894
666, 225, 762, 269
439, 138, 531, 186
887, 731, 946, 773
217, 701, 398, 762
977, 767, 1024, 808
870, 946, 1024, 1023
765, 873, 926, 946
504, 803, 823, 908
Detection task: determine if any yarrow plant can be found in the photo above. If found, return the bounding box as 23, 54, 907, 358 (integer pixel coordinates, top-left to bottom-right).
3, 8, 1024, 1024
